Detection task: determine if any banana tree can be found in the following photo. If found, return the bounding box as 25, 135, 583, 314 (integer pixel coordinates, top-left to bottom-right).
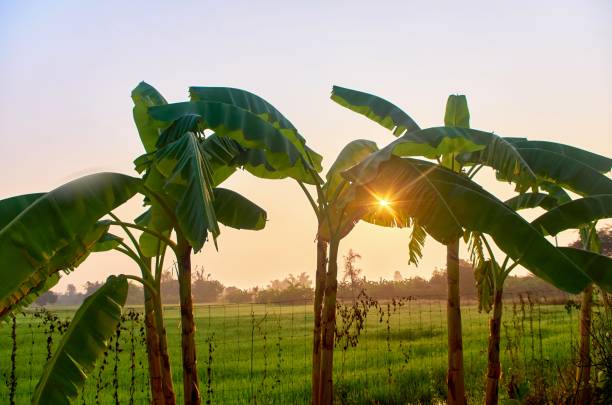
342, 155, 612, 401
330, 86, 537, 404
470, 211, 611, 403
131, 82, 322, 404
0, 173, 167, 403
471, 139, 612, 403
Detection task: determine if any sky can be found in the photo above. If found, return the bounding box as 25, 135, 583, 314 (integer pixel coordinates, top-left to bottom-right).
0, 0, 611, 292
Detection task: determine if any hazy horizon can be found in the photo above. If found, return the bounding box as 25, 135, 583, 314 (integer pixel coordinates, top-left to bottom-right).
1, 0, 610, 293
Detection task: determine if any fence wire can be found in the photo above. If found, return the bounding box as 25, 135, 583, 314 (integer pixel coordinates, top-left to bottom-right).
0, 293, 584, 404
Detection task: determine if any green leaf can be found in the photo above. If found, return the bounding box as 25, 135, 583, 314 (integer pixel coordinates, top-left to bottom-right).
504, 192, 560, 211
331, 85, 420, 136
324, 140, 379, 201
202, 134, 319, 186
345, 127, 535, 188
202, 134, 242, 186
32, 275, 128, 405
0, 173, 140, 318
131, 82, 169, 153
0, 193, 44, 230
558, 247, 612, 293
505, 139, 612, 173
539, 181, 571, 204
407, 220, 426, 265
467, 231, 486, 270
346, 156, 591, 293
531, 195, 612, 236
444, 95, 470, 128
156, 114, 204, 148
236, 149, 319, 185
189, 86, 323, 172
148, 101, 313, 177
475, 260, 494, 313
49, 222, 110, 270
503, 148, 612, 196
213, 188, 267, 230
154, 133, 218, 251
92, 232, 123, 252
135, 195, 175, 259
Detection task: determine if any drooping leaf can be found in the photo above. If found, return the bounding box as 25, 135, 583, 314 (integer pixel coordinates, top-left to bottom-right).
444, 95, 470, 129
475, 260, 494, 313
531, 195, 612, 236
156, 114, 204, 148
32, 275, 128, 405
0, 193, 44, 230
148, 101, 312, 177
203, 133, 320, 186
131, 82, 169, 153
331, 86, 420, 136
497, 148, 612, 196
407, 220, 426, 265
213, 188, 267, 230
504, 192, 560, 211
154, 133, 218, 251
189, 86, 323, 172
0, 173, 140, 318
557, 247, 612, 293
345, 156, 592, 293
467, 231, 486, 270
505, 139, 612, 173
201, 134, 243, 186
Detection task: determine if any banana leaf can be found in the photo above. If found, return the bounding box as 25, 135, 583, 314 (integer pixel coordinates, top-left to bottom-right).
213, 188, 267, 230
344, 156, 592, 293
31, 275, 129, 405
531, 195, 612, 236
0, 173, 140, 318
331, 85, 420, 136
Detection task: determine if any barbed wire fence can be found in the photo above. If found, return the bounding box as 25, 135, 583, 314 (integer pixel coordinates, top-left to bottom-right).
0, 291, 586, 404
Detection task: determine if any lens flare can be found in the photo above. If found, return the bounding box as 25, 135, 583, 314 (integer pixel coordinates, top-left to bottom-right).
378, 198, 391, 208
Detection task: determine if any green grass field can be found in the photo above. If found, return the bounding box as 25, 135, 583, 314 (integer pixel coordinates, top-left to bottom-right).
0, 300, 579, 404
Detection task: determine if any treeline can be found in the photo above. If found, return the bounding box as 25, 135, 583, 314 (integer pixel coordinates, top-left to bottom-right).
36, 259, 567, 307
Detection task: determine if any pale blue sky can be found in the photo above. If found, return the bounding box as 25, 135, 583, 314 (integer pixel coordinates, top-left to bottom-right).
1, 0, 610, 291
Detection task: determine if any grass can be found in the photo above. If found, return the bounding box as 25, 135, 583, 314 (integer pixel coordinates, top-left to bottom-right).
0, 299, 579, 404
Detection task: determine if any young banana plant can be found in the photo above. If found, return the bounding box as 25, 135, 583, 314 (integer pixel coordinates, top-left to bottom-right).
131, 83, 322, 405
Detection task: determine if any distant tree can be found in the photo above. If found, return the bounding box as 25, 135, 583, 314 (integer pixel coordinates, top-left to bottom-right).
125, 282, 144, 306
222, 287, 252, 303
192, 269, 225, 303
66, 284, 77, 296
160, 269, 180, 304
268, 279, 289, 291
83, 281, 103, 298
342, 250, 363, 303
569, 226, 612, 256
35, 291, 58, 306
296, 272, 313, 288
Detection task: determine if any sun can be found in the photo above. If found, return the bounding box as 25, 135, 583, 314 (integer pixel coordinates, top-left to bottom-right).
378, 198, 391, 208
